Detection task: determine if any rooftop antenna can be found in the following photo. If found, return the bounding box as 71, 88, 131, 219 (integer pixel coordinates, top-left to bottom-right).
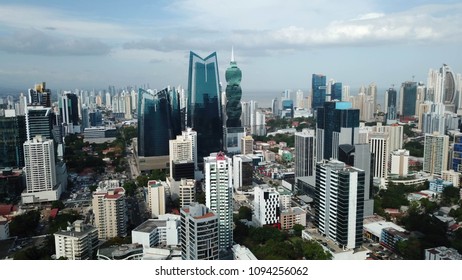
231, 46, 235, 62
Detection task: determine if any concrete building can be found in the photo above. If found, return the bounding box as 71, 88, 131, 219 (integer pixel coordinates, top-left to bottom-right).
295, 129, 315, 177
204, 152, 233, 252
232, 244, 258, 260
442, 170, 460, 187
146, 180, 166, 218
241, 135, 254, 155
390, 149, 409, 177
179, 178, 195, 208
131, 215, 181, 248
97, 243, 144, 260
232, 154, 253, 192
169, 131, 194, 179
423, 132, 449, 176
92, 184, 127, 239
254, 185, 280, 226
369, 132, 390, 181
280, 207, 307, 230
426, 246, 462, 260
315, 160, 365, 249
21, 135, 61, 204
180, 203, 219, 260
54, 220, 98, 260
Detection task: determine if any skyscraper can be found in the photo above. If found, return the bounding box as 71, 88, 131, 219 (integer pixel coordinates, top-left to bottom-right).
423, 132, 449, 176
59, 92, 80, 135
316, 101, 360, 161
204, 152, 233, 253
385, 88, 397, 121
295, 129, 315, 177
224, 49, 245, 154
331, 82, 342, 101
0, 115, 26, 168
21, 135, 58, 203
92, 182, 127, 239
187, 52, 223, 162
28, 82, 51, 107
312, 74, 327, 109
399, 81, 417, 119
315, 160, 364, 249
137, 88, 181, 169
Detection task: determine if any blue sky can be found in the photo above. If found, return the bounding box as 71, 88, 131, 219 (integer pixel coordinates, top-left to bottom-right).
0, 0, 461, 93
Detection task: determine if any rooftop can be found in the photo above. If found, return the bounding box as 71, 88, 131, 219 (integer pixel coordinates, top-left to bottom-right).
132, 219, 167, 233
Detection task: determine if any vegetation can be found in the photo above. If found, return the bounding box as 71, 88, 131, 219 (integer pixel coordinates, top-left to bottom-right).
48, 211, 82, 234
13, 235, 55, 260
403, 141, 424, 157
233, 223, 332, 260
237, 206, 252, 221
403, 124, 417, 138
9, 211, 40, 237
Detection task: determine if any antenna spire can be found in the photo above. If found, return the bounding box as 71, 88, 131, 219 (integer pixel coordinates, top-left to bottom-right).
231, 46, 235, 62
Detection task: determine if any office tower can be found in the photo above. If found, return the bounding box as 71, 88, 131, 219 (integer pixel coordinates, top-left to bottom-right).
315, 160, 364, 249
254, 185, 280, 226
28, 82, 51, 107
54, 220, 98, 260
180, 203, 219, 260
21, 135, 58, 203
16, 93, 27, 116
105, 92, 111, 109
59, 92, 80, 135
146, 180, 166, 218
232, 154, 253, 192
223, 49, 245, 154
92, 183, 127, 239
241, 135, 254, 155
338, 144, 374, 217
369, 132, 390, 180
271, 98, 279, 116
295, 129, 315, 177
138, 88, 181, 169
368, 82, 377, 111
311, 74, 326, 109
204, 152, 233, 252
342, 85, 350, 102
316, 101, 360, 161
187, 52, 223, 161
89, 110, 103, 127
331, 82, 342, 101
241, 101, 250, 127
423, 132, 449, 176
25, 106, 53, 141
0, 115, 26, 168
281, 99, 294, 118
81, 106, 89, 130
399, 81, 417, 119
179, 178, 196, 208
390, 149, 409, 177
385, 88, 397, 121
452, 133, 462, 172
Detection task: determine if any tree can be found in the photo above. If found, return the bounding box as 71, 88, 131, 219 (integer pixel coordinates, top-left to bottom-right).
441, 187, 460, 206
122, 180, 137, 197
292, 224, 305, 237
136, 175, 149, 188
9, 211, 40, 237
51, 200, 65, 210
238, 206, 253, 221
397, 238, 423, 260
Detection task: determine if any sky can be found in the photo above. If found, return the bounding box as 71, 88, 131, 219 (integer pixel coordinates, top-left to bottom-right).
0, 0, 462, 94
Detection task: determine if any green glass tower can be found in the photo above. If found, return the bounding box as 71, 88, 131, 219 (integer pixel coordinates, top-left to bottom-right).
224, 48, 245, 154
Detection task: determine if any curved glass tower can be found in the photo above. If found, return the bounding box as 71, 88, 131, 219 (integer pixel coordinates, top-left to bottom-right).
187, 52, 223, 161
138, 88, 180, 157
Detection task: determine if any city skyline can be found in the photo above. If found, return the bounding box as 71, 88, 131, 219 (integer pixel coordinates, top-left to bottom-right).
0, 0, 461, 92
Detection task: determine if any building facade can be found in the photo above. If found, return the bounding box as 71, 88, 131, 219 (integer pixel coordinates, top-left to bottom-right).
92, 185, 127, 239
54, 220, 98, 260
295, 129, 315, 177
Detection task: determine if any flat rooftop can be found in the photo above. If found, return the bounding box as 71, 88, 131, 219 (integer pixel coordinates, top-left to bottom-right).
133, 219, 166, 233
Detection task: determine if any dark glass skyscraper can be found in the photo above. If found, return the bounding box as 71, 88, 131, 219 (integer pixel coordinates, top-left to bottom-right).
312, 74, 326, 109
0, 116, 26, 168
138, 88, 181, 157
187, 52, 223, 160
386, 88, 397, 120
316, 101, 360, 161
331, 82, 342, 101
400, 81, 417, 118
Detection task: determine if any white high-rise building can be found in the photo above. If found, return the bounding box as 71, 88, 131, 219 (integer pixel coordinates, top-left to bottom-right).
179, 178, 195, 208
241, 135, 254, 155
255, 110, 266, 136
390, 149, 410, 177
54, 220, 98, 260
295, 129, 315, 177
254, 185, 280, 226
105, 92, 111, 109
21, 135, 59, 204
296, 90, 304, 108
204, 152, 233, 252
181, 127, 198, 171
423, 132, 449, 176
315, 160, 365, 249
147, 180, 166, 218
169, 132, 194, 178
369, 132, 390, 180
180, 203, 219, 260
92, 184, 127, 239
250, 100, 258, 135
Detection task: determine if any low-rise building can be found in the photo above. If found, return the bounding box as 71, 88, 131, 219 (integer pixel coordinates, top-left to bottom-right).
97, 244, 144, 260
425, 246, 462, 260
232, 244, 257, 260
131, 215, 180, 248
54, 220, 98, 260
280, 207, 306, 230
